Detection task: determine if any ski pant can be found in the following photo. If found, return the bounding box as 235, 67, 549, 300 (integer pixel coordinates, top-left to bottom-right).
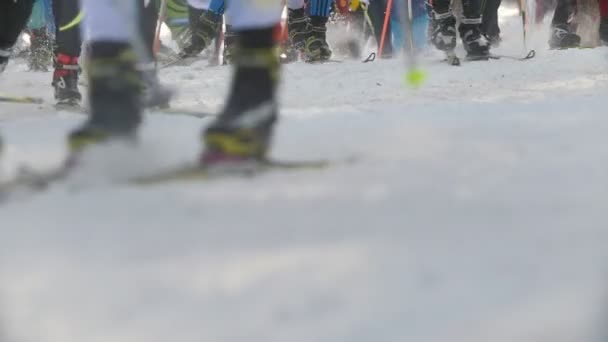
53, 0, 82, 57
286, 0, 332, 16
188, 0, 226, 15
0, 0, 35, 50
79, 0, 159, 57
187, 0, 211, 10
551, 0, 608, 27
367, 0, 393, 55
287, 0, 305, 9
309, 0, 334, 17
551, 0, 576, 27
481, 0, 501, 37
141, 0, 159, 58
83, 0, 282, 39
428, 0, 483, 24
209, 0, 226, 15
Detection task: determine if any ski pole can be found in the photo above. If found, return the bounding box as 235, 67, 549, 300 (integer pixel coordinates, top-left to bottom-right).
154, 0, 168, 56
379, 0, 394, 56
518, 0, 528, 51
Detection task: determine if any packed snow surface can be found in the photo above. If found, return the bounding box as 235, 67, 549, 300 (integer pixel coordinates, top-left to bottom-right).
1, 9, 607, 342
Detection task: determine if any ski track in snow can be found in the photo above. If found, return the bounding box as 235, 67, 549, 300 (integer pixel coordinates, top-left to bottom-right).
1, 10, 608, 342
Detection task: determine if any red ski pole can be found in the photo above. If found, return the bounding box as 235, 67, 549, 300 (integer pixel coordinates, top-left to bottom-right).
378, 0, 394, 56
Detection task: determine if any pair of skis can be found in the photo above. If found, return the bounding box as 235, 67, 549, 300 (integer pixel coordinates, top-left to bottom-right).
0, 156, 353, 202
0, 94, 44, 105
442, 48, 536, 66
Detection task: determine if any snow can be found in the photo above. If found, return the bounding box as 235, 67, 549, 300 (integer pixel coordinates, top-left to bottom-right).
1, 8, 608, 342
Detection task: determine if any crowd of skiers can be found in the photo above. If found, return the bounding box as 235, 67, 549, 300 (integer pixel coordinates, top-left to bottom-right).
1, 0, 607, 167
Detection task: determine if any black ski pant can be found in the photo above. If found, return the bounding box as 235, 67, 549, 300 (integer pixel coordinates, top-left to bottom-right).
428, 0, 483, 23
367, 0, 393, 56
481, 0, 501, 37
52, 0, 82, 57
0, 0, 35, 50
140, 0, 159, 58
551, 0, 577, 27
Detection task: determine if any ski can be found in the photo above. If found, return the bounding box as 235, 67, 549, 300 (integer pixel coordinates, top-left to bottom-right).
0, 94, 44, 104
465, 54, 491, 61
148, 107, 216, 118
0, 156, 355, 202
133, 158, 346, 185
54, 102, 88, 114
489, 49, 536, 61
0, 165, 69, 203
442, 49, 535, 64
161, 55, 208, 68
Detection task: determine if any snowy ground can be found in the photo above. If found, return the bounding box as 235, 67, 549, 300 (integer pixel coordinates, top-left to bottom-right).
1, 8, 608, 342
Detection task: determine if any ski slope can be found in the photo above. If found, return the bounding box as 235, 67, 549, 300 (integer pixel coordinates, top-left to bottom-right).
1, 9, 608, 342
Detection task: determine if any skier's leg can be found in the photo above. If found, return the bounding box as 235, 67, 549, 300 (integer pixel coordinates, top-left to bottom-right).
180, 0, 223, 57
141, 0, 159, 58
287, 0, 313, 58
68, 0, 142, 152
306, 0, 333, 61
549, 0, 580, 48
459, 0, 490, 57
52, 0, 83, 106
481, 0, 502, 45
28, 0, 54, 71
201, 0, 282, 162
0, 0, 35, 73
0, 0, 34, 154
139, 0, 173, 108
428, 0, 458, 51
368, 0, 394, 57
599, 0, 608, 43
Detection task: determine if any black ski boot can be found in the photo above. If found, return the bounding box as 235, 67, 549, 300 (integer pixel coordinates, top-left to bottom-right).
460, 24, 490, 59
600, 18, 608, 45
430, 15, 457, 51
201, 28, 279, 165
68, 42, 141, 154
302, 16, 331, 62
305, 16, 332, 62
52, 53, 82, 107
287, 7, 312, 55
549, 24, 581, 49
179, 8, 221, 58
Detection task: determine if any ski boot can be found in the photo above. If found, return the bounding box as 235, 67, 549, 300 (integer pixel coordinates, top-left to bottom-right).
201, 28, 279, 166
549, 24, 581, 49
178, 8, 221, 58
430, 15, 457, 51
287, 7, 312, 55
460, 23, 490, 59
52, 53, 82, 107
28, 28, 53, 71
304, 16, 332, 62
600, 18, 608, 45
68, 42, 141, 155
